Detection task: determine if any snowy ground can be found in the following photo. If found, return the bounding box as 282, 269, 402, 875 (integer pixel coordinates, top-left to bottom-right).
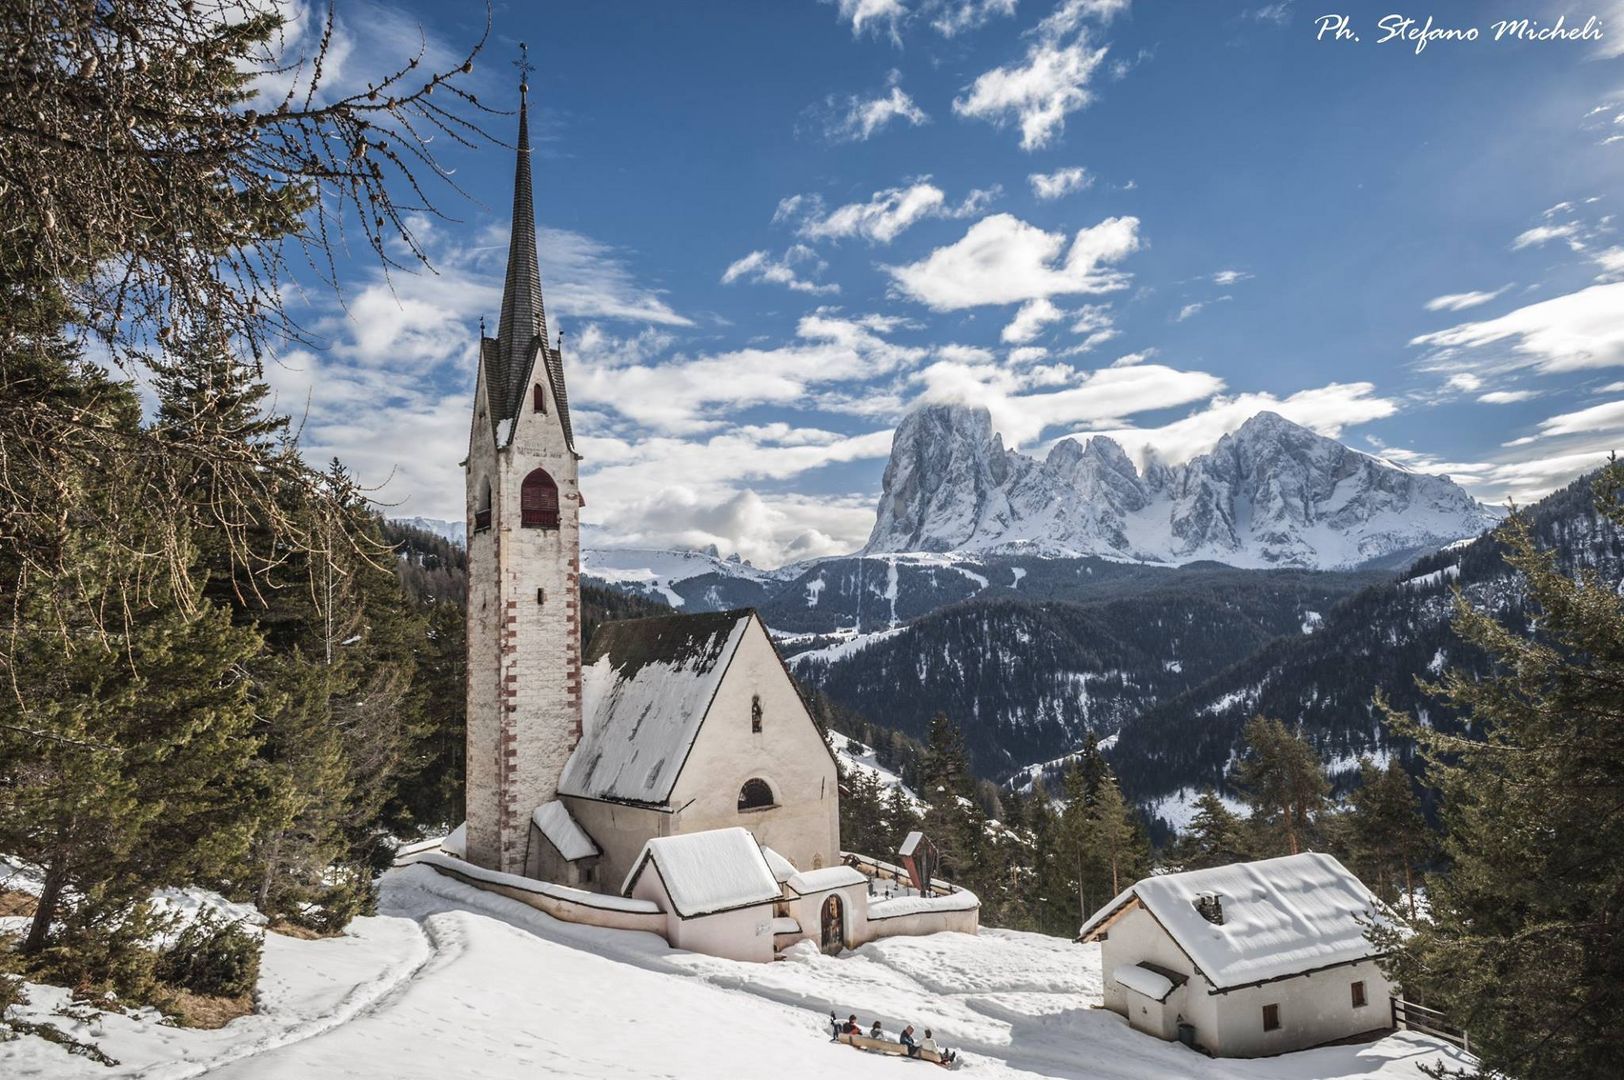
3, 865, 1472, 1079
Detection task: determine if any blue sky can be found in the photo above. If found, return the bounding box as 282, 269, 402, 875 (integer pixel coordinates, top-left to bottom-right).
264, 0, 1624, 565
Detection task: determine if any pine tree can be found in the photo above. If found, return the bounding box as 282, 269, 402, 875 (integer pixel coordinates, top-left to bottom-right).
1345, 759, 1430, 917
1178, 790, 1250, 870
1379, 462, 1624, 1080
1234, 715, 1328, 855
0, 336, 267, 956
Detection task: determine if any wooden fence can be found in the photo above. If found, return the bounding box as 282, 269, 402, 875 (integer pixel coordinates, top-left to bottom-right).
1392, 997, 1470, 1055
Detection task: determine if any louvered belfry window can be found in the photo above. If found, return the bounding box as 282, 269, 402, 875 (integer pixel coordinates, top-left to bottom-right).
520, 468, 560, 529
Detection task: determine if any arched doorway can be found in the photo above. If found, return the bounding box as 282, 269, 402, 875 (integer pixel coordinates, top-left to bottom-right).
820, 894, 844, 954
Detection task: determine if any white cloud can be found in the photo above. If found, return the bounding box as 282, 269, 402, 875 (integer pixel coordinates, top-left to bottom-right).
1109, 349, 1154, 367
1069, 304, 1119, 350
721, 246, 840, 295
926, 0, 1018, 36
916, 359, 1225, 448
1511, 222, 1582, 250
1594, 247, 1624, 279
887, 213, 1141, 310
1029, 166, 1093, 200
1446, 373, 1484, 393
1175, 301, 1206, 322
1246, 2, 1293, 23
1425, 286, 1509, 312
1412, 282, 1624, 374
571, 312, 925, 435
817, 70, 929, 143
1478, 390, 1538, 404
785, 181, 995, 245
827, 0, 909, 42
1037, 0, 1132, 36
1211, 269, 1252, 286
537, 227, 693, 327
1075, 382, 1401, 468
953, 34, 1110, 150
1008, 345, 1050, 364
1002, 298, 1068, 343
1524, 398, 1624, 440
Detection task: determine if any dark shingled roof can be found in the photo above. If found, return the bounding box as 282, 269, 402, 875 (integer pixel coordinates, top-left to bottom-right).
482, 81, 574, 452
560, 610, 758, 806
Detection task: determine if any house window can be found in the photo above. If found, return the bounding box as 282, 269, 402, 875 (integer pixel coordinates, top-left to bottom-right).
533, 383, 547, 413
520, 469, 560, 528
738, 778, 775, 812
1351, 981, 1367, 1008
751, 694, 763, 733
1262, 1004, 1280, 1032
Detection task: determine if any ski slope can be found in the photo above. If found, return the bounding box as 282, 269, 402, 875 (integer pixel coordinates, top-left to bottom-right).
3, 865, 1471, 1079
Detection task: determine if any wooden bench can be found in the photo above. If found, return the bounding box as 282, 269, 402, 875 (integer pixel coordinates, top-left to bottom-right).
836, 1032, 958, 1067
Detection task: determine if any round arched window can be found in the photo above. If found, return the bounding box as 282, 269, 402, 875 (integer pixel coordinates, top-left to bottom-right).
737, 778, 775, 812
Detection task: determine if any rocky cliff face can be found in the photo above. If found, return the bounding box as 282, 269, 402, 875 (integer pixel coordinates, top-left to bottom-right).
864, 404, 1500, 569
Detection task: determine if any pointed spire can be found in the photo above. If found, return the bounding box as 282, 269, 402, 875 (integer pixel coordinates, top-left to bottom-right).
494, 43, 547, 413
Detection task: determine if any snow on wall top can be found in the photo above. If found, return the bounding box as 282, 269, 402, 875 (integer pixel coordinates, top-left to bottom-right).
623, 827, 782, 917
532, 801, 599, 862
559, 610, 754, 806
1079, 852, 1394, 990
785, 866, 867, 895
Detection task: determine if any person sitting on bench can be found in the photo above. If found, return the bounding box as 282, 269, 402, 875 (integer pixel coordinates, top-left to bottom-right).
869, 1020, 886, 1040
919, 1029, 939, 1056
900, 1025, 919, 1057
842, 1015, 861, 1035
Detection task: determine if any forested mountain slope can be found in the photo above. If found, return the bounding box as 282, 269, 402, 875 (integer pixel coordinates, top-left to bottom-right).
1110, 470, 1624, 813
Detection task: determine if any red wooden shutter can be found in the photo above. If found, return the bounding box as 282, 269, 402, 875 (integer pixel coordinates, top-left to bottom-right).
520, 469, 559, 528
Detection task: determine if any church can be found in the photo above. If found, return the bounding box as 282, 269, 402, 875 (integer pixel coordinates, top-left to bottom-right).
412, 73, 977, 962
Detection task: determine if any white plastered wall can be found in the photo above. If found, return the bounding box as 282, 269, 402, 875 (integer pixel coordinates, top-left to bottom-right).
667, 617, 840, 874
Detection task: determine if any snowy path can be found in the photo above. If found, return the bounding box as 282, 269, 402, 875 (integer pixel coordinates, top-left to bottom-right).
4, 866, 1473, 1079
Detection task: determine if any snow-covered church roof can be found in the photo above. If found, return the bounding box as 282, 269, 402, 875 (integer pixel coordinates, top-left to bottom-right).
1078, 852, 1397, 991
622, 827, 782, 917
559, 610, 754, 806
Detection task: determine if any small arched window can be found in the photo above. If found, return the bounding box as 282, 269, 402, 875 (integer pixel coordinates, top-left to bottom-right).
474, 477, 493, 533
533, 383, 547, 413
738, 778, 775, 812
520, 468, 560, 529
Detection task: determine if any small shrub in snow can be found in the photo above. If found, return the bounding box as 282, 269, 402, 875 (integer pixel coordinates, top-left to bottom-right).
32, 899, 170, 1004
157, 912, 261, 998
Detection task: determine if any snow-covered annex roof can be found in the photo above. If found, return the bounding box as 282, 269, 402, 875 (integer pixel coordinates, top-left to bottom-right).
559, 610, 754, 806
785, 866, 867, 895
532, 801, 598, 862
622, 827, 782, 917
1078, 852, 1396, 991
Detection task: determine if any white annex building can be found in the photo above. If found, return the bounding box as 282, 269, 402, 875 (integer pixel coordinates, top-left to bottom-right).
1077, 853, 1398, 1058
410, 74, 977, 962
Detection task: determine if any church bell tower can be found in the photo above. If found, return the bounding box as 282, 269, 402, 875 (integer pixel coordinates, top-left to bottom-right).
463, 60, 583, 875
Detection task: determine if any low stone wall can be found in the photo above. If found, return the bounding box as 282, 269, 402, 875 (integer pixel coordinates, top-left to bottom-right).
404, 850, 666, 935
855, 889, 981, 945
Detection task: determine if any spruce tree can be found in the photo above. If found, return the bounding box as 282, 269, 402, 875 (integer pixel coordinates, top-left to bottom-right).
1235, 715, 1329, 855
1178, 790, 1250, 870
1380, 462, 1624, 1080
1345, 759, 1430, 917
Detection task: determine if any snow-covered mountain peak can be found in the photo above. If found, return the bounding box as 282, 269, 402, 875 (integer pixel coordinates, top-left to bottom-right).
864, 404, 1500, 570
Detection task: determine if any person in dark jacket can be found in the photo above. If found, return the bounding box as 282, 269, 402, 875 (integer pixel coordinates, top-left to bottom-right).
901, 1025, 919, 1057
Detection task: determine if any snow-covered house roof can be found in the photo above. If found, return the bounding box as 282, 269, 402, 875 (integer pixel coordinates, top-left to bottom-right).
1113, 964, 1178, 1003
622, 827, 782, 918
558, 610, 754, 806
532, 801, 599, 862
1078, 853, 1396, 991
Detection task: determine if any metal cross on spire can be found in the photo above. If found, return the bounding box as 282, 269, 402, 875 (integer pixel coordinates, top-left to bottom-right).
514, 42, 533, 93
